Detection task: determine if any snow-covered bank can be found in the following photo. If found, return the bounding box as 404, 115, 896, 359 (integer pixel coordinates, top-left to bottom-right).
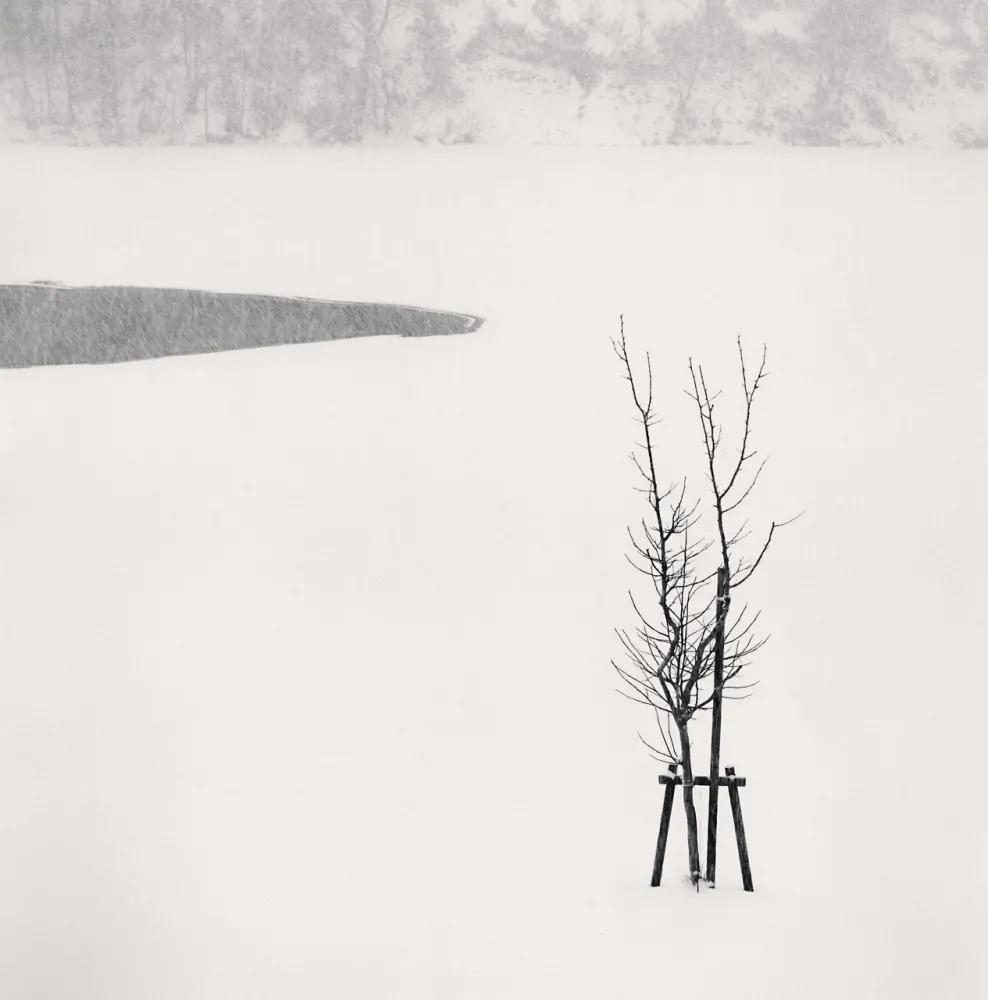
0, 146, 984, 999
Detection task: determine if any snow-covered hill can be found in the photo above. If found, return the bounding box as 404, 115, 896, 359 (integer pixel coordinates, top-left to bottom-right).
0, 146, 983, 998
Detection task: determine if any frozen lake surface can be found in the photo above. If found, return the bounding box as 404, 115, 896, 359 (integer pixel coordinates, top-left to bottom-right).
0, 146, 984, 999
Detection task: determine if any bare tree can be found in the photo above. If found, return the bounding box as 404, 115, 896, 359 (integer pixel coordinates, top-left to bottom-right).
687, 338, 797, 884
341, 0, 414, 133
613, 322, 788, 888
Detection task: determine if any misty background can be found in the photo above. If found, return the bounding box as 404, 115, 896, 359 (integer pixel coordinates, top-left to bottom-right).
2, 0, 988, 147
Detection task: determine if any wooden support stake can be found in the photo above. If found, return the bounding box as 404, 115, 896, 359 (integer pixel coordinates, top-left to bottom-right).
651, 764, 678, 887
725, 766, 753, 892
706, 567, 729, 884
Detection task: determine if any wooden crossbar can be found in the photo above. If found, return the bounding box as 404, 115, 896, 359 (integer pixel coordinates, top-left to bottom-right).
658, 775, 747, 787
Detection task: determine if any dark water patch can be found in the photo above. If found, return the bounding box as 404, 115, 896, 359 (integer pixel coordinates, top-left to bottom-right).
0, 284, 483, 368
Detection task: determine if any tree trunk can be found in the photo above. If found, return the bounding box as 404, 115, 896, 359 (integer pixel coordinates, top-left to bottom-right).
42, 55, 53, 123
17, 51, 36, 128
677, 721, 702, 887
51, 0, 75, 124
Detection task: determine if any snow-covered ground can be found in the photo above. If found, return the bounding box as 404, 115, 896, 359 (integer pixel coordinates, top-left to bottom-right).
0, 146, 984, 998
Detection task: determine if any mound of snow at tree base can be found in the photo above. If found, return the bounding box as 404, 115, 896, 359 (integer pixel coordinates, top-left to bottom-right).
0, 145, 982, 1000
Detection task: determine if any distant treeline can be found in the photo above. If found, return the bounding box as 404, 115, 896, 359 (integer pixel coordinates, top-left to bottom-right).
1, 0, 986, 146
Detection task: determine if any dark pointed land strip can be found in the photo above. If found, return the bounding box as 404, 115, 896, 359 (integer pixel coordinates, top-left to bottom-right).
0, 284, 483, 368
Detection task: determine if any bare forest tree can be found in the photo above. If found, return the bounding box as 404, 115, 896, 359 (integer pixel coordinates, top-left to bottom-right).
613, 322, 794, 888
1, 1, 985, 145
